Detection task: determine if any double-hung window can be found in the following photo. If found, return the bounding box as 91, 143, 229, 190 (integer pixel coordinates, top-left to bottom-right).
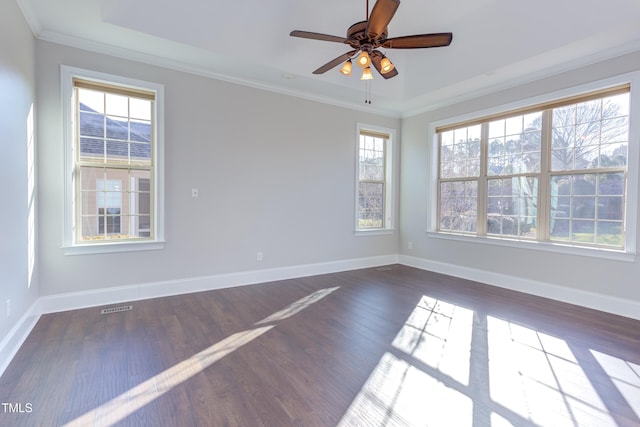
431, 74, 638, 258
62, 66, 164, 254
356, 124, 395, 233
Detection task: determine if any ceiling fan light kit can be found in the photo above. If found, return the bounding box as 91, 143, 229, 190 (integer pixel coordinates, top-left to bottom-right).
290, 0, 453, 81
379, 56, 394, 74
340, 60, 353, 75
356, 51, 372, 68
360, 67, 374, 80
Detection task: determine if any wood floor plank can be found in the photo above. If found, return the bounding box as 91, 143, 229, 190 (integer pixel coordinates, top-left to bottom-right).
1, 265, 639, 426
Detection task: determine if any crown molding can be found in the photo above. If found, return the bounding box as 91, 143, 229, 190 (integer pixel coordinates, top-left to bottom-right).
37, 29, 403, 119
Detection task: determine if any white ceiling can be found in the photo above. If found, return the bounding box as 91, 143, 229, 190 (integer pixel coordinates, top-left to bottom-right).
16, 0, 640, 116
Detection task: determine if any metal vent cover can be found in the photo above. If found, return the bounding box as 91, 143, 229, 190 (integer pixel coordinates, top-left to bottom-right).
100, 305, 133, 315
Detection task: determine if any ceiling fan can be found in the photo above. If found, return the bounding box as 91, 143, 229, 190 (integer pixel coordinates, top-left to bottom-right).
290, 0, 453, 80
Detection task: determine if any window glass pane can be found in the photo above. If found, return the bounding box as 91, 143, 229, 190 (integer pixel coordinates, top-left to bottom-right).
131, 120, 152, 143
105, 93, 128, 117
488, 114, 542, 175
78, 167, 152, 241
79, 137, 105, 162
440, 126, 481, 179
487, 177, 538, 238
596, 221, 623, 246
130, 97, 151, 121
106, 140, 129, 164
599, 143, 627, 167
106, 115, 129, 140
78, 88, 104, 113
572, 220, 595, 244
439, 181, 477, 233
358, 182, 384, 229
549, 173, 624, 247
79, 111, 104, 138
551, 93, 629, 171
78, 90, 154, 167
359, 135, 385, 181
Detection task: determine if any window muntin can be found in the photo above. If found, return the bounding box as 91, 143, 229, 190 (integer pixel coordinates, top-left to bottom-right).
436, 86, 630, 250
75, 82, 155, 242
356, 125, 394, 232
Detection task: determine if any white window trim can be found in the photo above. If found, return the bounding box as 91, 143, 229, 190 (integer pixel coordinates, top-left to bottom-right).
427, 72, 640, 262
60, 65, 165, 255
355, 123, 396, 235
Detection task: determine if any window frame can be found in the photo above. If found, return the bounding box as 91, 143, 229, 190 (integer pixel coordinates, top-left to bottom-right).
355, 123, 396, 235
427, 72, 639, 261
61, 65, 165, 255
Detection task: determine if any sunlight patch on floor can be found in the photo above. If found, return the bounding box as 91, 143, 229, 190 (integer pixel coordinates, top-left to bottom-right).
338, 352, 473, 426
591, 350, 640, 419
339, 294, 637, 426
64, 286, 340, 427
339, 296, 475, 426
64, 326, 274, 426
487, 316, 616, 427
256, 286, 340, 325
392, 295, 474, 386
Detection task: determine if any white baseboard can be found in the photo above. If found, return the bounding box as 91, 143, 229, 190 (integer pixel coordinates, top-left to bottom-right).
39, 254, 400, 314
3, 252, 636, 379
1, 255, 397, 378
399, 254, 640, 321
0, 300, 41, 378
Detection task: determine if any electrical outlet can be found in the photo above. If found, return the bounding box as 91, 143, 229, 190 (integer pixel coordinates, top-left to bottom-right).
256, 251, 263, 262
191, 188, 199, 198
6, 299, 11, 318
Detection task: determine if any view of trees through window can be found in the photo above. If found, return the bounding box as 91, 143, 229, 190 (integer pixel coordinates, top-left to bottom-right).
358, 132, 387, 229
438, 88, 629, 249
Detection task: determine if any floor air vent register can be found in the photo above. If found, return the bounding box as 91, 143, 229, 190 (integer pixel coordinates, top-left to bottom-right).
100, 305, 133, 315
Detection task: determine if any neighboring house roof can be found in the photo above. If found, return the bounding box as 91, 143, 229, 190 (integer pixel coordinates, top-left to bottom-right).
79, 102, 151, 160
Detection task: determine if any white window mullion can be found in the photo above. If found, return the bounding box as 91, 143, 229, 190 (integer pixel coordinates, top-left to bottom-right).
477, 123, 489, 236
538, 109, 553, 242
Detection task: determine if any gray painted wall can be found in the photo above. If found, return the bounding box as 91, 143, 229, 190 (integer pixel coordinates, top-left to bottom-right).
35, 41, 401, 296
0, 0, 39, 341
4, 5, 639, 353
400, 51, 640, 306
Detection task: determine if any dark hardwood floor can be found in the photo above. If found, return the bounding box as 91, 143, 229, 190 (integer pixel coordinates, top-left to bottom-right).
1, 265, 639, 426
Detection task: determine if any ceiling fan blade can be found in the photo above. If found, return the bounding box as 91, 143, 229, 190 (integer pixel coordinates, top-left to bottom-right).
313, 50, 357, 74
290, 30, 348, 44
366, 0, 400, 39
371, 50, 398, 79
382, 32, 453, 49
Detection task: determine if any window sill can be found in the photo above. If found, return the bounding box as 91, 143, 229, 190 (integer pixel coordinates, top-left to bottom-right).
355, 229, 395, 237
426, 231, 636, 262
62, 240, 165, 255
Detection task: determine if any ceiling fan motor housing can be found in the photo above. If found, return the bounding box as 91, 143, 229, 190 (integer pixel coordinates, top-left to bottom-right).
346, 21, 388, 51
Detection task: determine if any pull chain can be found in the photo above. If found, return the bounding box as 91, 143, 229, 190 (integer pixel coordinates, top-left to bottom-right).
364, 80, 372, 104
